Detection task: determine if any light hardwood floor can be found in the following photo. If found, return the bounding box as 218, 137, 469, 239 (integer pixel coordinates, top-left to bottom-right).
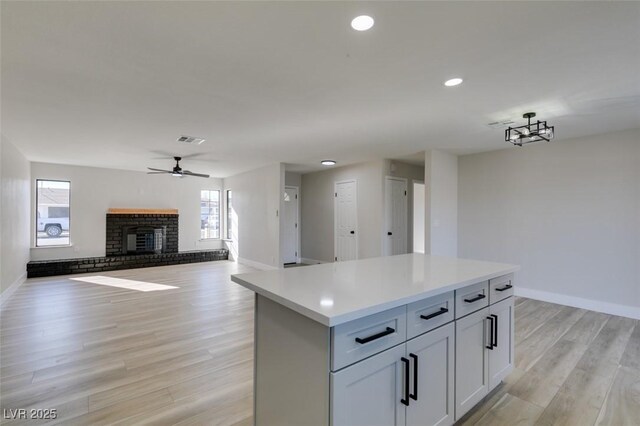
1, 261, 638, 425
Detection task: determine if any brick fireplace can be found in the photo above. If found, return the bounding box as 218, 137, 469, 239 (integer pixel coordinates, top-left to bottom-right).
105, 208, 179, 256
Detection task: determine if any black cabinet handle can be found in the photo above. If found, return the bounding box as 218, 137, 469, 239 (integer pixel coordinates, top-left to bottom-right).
495, 284, 512, 292
355, 327, 395, 344
387, 232, 393, 235
409, 353, 418, 401
491, 314, 498, 347
401, 357, 410, 406
486, 316, 494, 350
350, 230, 355, 235
420, 307, 449, 321
464, 294, 486, 303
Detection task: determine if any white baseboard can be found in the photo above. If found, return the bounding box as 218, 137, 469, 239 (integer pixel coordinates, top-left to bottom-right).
300, 257, 327, 265
515, 286, 640, 320
0, 272, 27, 310
237, 257, 278, 271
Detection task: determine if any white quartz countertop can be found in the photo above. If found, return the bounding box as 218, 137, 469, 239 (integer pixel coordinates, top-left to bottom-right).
231, 254, 519, 327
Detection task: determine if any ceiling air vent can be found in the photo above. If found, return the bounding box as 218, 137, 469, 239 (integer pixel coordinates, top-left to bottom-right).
177, 135, 206, 145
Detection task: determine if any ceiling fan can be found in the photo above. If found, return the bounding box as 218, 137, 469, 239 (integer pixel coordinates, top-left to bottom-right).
147, 156, 210, 178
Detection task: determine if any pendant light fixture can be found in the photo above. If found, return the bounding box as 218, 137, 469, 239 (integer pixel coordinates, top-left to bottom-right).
505, 112, 554, 146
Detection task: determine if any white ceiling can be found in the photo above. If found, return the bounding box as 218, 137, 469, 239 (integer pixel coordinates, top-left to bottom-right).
2, 1, 639, 177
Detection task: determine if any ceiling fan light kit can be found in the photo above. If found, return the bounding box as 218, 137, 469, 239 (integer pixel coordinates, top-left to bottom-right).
505, 112, 555, 147
147, 156, 210, 179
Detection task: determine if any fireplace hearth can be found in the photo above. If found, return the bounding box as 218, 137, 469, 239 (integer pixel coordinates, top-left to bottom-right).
25, 208, 230, 278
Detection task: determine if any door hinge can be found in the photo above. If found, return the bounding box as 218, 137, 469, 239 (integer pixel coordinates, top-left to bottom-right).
335, 256, 338, 261
404, 190, 407, 196
335, 192, 337, 197
295, 223, 297, 228
295, 194, 298, 199
295, 251, 298, 257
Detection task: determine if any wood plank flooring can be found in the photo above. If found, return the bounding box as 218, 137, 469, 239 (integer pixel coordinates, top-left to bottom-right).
458, 296, 639, 426
1, 261, 638, 425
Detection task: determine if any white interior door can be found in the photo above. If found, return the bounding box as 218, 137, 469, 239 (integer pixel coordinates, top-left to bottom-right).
335, 180, 357, 262
283, 186, 299, 264
412, 181, 425, 253
384, 177, 408, 256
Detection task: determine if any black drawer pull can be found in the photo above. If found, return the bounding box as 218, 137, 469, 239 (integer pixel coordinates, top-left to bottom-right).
409, 353, 418, 401
491, 314, 498, 347
401, 357, 410, 406
355, 327, 395, 344
464, 294, 486, 303
495, 284, 513, 292
420, 307, 449, 321
486, 316, 494, 350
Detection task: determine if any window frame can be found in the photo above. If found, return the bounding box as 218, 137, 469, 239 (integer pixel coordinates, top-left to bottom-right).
200, 189, 221, 240
226, 189, 232, 240
35, 179, 71, 247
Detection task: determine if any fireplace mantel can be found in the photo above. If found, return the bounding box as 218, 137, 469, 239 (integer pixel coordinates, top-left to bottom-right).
107, 208, 178, 215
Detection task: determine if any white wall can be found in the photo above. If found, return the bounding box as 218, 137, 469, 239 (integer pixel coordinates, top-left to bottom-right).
285, 171, 301, 188
458, 129, 640, 318
301, 160, 386, 263
224, 163, 283, 269
425, 150, 458, 256
30, 162, 224, 261
1, 136, 31, 299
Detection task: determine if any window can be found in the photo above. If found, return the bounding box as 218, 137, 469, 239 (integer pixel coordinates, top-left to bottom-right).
36, 180, 70, 246
226, 190, 233, 240
200, 190, 220, 239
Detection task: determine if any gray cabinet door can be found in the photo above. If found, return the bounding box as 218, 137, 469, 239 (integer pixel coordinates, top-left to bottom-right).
489, 297, 515, 389
406, 322, 455, 426
455, 307, 490, 421
331, 344, 407, 426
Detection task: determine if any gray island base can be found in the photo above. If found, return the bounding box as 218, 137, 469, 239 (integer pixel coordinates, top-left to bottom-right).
231, 254, 519, 426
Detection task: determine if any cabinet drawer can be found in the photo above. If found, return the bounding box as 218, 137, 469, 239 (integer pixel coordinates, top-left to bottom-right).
331, 305, 407, 371
489, 274, 514, 304
407, 291, 454, 339
455, 281, 489, 319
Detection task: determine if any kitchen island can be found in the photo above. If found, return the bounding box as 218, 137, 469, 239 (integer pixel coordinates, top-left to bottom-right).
231, 254, 519, 426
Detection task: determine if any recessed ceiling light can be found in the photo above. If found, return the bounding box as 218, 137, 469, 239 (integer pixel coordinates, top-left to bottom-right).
321, 160, 336, 166
351, 15, 374, 31
444, 78, 463, 87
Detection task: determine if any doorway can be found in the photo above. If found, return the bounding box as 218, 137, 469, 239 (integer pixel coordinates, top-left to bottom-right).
384, 176, 408, 256
283, 186, 299, 264
334, 180, 357, 262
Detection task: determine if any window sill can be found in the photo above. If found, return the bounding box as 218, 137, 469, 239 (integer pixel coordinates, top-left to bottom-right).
31, 243, 73, 249
199, 238, 221, 241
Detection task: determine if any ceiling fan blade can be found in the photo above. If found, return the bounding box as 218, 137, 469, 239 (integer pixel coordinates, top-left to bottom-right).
182, 171, 210, 178
147, 167, 172, 173
147, 171, 170, 174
